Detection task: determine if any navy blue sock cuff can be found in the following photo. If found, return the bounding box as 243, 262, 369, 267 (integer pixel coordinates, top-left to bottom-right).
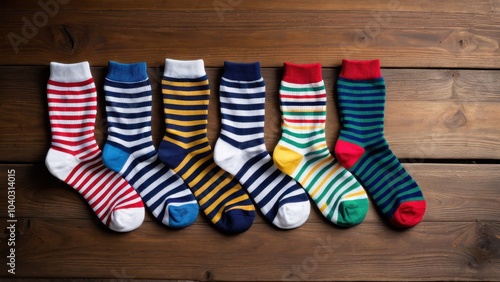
107, 61, 148, 82
223, 61, 261, 81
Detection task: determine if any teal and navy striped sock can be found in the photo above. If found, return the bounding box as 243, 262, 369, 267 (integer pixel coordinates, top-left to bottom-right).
335, 59, 426, 228
102, 61, 199, 228
213, 61, 310, 229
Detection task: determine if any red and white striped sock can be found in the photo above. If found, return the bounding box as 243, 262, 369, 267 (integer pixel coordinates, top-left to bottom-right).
45, 61, 145, 232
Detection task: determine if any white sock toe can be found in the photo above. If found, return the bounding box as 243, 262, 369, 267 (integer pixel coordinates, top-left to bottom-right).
273, 201, 311, 229
109, 207, 145, 232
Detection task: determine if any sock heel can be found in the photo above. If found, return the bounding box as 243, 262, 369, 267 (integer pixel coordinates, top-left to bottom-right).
45, 148, 78, 181
273, 144, 303, 176
213, 138, 244, 176
102, 143, 130, 173
158, 140, 187, 169
334, 139, 365, 169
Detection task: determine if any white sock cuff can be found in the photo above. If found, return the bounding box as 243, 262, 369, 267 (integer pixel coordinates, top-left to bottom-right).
164, 58, 206, 79
50, 61, 93, 82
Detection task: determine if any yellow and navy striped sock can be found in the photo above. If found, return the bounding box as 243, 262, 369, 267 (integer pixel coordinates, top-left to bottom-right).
273, 62, 369, 226
158, 58, 255, 233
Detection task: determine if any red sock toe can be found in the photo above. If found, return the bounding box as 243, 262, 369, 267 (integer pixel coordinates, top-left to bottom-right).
390, 200, 426, 228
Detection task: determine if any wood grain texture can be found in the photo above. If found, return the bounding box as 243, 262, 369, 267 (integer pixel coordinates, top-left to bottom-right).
1, 163, 499, 223
1, 1, 499, 281
2, 0, 498, 13
1, 67, 499, 163
1, 10, 499, 67
0, 218, 499, 281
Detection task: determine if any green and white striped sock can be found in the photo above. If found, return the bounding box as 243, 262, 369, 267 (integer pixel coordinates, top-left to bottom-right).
273, 62, 369, 226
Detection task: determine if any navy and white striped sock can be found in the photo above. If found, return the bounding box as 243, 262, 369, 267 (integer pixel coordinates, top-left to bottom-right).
214, 61, 310, 229
102, 61, 199, 228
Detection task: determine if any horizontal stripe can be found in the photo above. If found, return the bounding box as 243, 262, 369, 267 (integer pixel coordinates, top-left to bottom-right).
220, 85, 265, 94
281, 80, 325, 88
48, 78, 94, 87
161, 80, 209, 87
283, 110, 326, 116
337, 77, 385, 86
47, 88, 96, 95
104, 85, 151, 94
162, 89, 210, 96
221, 76, 264, 84
281, 85, 325, 92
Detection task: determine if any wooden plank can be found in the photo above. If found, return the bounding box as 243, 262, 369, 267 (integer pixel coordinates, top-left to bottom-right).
1, 163, 499, 224
1, 67, 499, 163
0, 280, 183, 282
1, 11, 499, 68
0, 218, 499, 280
1, 0, 497, 14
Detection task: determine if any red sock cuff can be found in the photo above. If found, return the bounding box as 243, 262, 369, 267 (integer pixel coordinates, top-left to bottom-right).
283, 62, 323, 84
340, 59, 382, 80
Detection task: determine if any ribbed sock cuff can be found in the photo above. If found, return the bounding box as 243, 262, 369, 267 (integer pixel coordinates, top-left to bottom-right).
49, 61, 92, 82
223, 61, 261, 81
107, 61, 148, 82
340, 59, 381, 80
282, 62, 323, 84
164, 58, 206, 79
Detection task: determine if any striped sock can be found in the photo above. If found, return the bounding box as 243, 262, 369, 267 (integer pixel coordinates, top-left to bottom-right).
213, 61, 310, 229
45, 62, 144, 232
273, 62, 369, 226
158, 59, 255, 234
102, 61, 199, 228
335, 59, 426, 228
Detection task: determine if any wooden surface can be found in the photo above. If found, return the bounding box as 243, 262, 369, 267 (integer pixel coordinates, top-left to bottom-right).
1, 1, 499, 281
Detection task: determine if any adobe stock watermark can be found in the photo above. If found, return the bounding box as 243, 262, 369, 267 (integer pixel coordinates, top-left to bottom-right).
282, 235, 336, 281
6, 169, 16, 275
213, 0, 243, 21
7, 0, 70, 54
339, 0, 402, 58
111, 267, 136, 282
